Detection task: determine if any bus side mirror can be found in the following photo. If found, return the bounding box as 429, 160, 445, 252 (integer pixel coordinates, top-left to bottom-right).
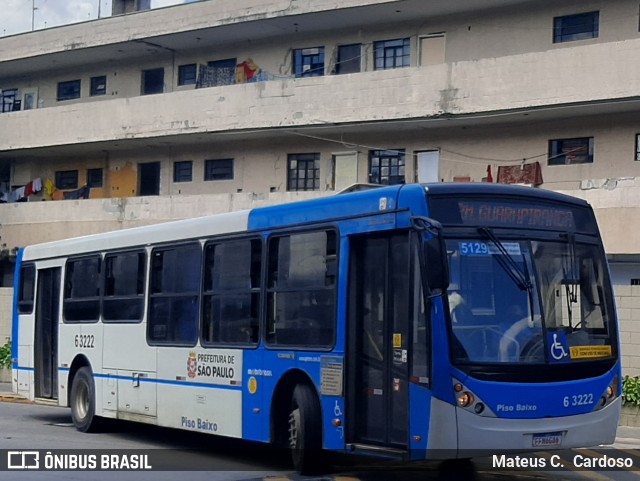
410, 216, 450, 292
424, 236, 450, 292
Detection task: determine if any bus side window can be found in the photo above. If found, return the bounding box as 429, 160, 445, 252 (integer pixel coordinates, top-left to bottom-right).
103, 251, 146, 322
148, 243, 201, 346
64, 256, 101, 322
202, 238, 261, 345
18, 264, 36, 314
266, 230, 337, 348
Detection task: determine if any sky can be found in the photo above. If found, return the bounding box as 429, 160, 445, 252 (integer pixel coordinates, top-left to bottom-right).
0, 0, 195, 37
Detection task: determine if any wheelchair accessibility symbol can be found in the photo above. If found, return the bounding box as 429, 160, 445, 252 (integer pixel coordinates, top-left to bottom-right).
548, 332, 569, 362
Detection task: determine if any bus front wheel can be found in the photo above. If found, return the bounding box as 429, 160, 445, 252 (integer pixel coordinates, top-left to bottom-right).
70, 367, 99, 433
288, 383, 322, 474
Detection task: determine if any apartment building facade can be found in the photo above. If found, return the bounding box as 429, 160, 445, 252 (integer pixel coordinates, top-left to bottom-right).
1, 0, 640, 373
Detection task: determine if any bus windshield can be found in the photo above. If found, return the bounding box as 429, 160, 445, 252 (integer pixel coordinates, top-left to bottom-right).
446, 236, 615, 365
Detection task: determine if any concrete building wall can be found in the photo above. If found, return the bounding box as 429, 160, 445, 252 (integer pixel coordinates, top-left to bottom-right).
5, 111, 640, 248
4, 2, 640, 113
4, 38, 640, 153
2, 0, 640, 377
609, 271, 640, 377
0, 190, 325, 248
0, 289, 11, 345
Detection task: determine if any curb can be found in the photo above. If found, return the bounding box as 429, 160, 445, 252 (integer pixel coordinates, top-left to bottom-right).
0, 393, 31, 404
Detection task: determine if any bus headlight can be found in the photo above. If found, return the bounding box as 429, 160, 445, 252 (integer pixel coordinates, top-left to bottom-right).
595, 377, 619, 411
606, 386, 614, 398
457, 392, 474, 408
452, 379, 496, 416
611, 376, 619, 397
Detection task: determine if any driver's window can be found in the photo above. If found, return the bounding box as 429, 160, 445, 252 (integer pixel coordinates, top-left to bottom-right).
412, 242, 429, 385
579, 258, 605, 329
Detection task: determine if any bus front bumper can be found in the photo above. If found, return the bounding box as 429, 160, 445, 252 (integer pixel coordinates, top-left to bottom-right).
455, 397, 621, 456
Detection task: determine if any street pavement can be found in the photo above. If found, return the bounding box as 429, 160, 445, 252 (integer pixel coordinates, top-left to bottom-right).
3, 381, 639, 448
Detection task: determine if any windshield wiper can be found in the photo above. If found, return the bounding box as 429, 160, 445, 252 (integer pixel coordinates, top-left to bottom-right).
479, 228, 537, 328
562, 233, 579, 329
479, 227, 532, 291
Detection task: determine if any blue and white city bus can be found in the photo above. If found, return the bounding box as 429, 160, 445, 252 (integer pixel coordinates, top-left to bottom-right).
11, 183, 620, 472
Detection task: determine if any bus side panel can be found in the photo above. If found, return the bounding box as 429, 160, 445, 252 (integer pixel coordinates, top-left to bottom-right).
260, 350, 294, 446
13, 249, 33, 397
11, 249, 23, 394
57, 321, 104, 407
321, 392, 346, 450
408, 383, 431, 460
242, 348, 265, 442
102, 323, 157, 418
156, 347, 243, 438
16, 312, 34, 397
15, 340, 32, 398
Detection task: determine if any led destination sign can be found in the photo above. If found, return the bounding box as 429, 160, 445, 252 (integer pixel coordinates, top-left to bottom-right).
458, 201, 575, 230
428, 196, 597, 233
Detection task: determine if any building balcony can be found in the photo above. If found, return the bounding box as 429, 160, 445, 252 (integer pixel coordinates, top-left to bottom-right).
1, 37, 640, 154
0, 0, 532, 69
0, 190, 326, 249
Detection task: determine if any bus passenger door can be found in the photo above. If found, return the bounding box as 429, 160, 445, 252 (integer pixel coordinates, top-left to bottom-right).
346, 234, 411, 449
34, 267, 61, 400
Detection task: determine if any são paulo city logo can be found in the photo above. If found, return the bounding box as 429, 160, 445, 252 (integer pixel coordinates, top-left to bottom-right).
186, 352, 236, 379
187, 352, 197, 379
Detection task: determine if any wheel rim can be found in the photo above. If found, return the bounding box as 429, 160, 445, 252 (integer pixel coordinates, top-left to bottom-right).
74, 381, 89, 420
288, 407, 300, 449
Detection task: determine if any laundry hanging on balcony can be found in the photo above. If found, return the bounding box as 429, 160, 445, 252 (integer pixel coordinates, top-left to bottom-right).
496, 161, 543, 186
0, 177, 43, 202
62, 185, 91, 200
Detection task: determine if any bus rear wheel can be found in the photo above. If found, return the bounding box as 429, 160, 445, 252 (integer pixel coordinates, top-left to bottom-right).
288, 384, 322, 474
70, 367, 99, 433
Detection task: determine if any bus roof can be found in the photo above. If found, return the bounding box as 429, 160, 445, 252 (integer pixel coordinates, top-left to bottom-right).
22, 210, 251, 261
422, 182, 589, 207
20, 183, 589, 261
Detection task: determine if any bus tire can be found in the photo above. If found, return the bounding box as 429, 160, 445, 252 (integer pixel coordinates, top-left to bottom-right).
70, 367, 100, 433
288, 383, 322, 474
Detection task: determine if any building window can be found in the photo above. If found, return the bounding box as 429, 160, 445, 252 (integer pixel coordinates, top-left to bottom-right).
57, 80, 81, 101
548, 138, 594, 165
553, 12, 599, 43
293, 47, 325, 78
141, 68, 164, 95
266, 230, 337, 347
204, 58, 237, 86
148, 243, 201, 345
202, 238, 261, 345
55, 170, 79, 189
1, 89, 18, 112
173, 161, 193, 183
336, 44, 361, 74
635, 134, 640, 161
90, 76, 107, 96
178, 64, 197, 86
369, 150, 406, 185
204, 159, 233, 181
287, 153, 320, 191
87, 168, 103, 188
374, 38, 410, 70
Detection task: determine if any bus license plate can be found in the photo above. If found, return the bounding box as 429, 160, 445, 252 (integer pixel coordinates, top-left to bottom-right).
532, 432, 562, 447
